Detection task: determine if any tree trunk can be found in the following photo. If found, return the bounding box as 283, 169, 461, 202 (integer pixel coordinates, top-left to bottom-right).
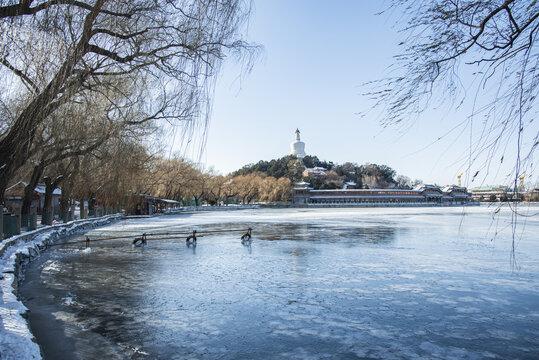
0, 110, 41, 205
22, 162, 45, 215
88, 194, 96, 217
79, 198, 86, 219
43, 175, 63, 225
0, 205, 3, 242
43, 178, 53, 225
70, 199, 76, 221
59, 196, 69, 222
0, 171, 9, 205
59, 182, 72, 223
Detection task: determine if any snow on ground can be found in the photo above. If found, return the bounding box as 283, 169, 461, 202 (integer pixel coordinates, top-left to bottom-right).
0, 215, 121, 360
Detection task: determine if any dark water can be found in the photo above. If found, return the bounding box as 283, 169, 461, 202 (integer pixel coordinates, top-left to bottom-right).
19, 207, 539, 359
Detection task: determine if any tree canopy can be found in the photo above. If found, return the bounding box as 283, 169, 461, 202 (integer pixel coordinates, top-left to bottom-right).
0, 0, 257, 202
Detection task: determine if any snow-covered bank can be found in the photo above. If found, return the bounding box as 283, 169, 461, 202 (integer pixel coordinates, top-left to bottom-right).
0, 215, 122, 360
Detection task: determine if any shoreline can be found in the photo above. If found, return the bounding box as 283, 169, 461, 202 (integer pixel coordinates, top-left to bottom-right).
0, 214, 123, 360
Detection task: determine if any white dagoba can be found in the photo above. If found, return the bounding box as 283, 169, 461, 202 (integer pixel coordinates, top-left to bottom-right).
290, 128, 306, 159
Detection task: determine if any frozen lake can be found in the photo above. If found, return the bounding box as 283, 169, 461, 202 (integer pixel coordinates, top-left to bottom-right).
20, 206, 539, 359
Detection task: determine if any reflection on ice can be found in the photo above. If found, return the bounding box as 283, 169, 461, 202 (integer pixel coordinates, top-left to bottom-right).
256, 222, 397, 245
18, 207, 539, 359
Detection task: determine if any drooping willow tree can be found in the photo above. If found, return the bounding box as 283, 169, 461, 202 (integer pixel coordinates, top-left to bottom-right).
368, 0, 538, 188
0, 0, 258, 202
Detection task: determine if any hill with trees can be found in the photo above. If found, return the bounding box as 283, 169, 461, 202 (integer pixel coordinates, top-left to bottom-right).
233, 155, 333, 182
233, 155, 418, 190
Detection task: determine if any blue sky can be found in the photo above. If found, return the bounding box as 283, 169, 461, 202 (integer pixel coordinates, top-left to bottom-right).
180, 0, 532, 187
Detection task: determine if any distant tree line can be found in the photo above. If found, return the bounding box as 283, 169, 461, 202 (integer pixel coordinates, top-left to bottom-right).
149, 159, 291, 206
9, 151, 291, 220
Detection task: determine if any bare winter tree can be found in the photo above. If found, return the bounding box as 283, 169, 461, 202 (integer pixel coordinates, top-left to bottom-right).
72, 136, 154, 214
367, 0, 538, 188
0, 0, 257, 202
151, 156, 199, 202
17, 87, 125, 216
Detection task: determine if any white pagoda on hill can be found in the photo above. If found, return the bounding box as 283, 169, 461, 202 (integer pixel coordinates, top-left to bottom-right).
290, 128, 306, 159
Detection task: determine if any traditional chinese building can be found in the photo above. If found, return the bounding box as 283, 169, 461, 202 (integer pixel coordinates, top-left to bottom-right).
124, 194, 180, 215
4, 182, 61, 214
292, 183, 474, 206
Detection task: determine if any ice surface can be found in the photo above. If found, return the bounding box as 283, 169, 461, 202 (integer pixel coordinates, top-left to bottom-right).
11, 207, 539, 359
